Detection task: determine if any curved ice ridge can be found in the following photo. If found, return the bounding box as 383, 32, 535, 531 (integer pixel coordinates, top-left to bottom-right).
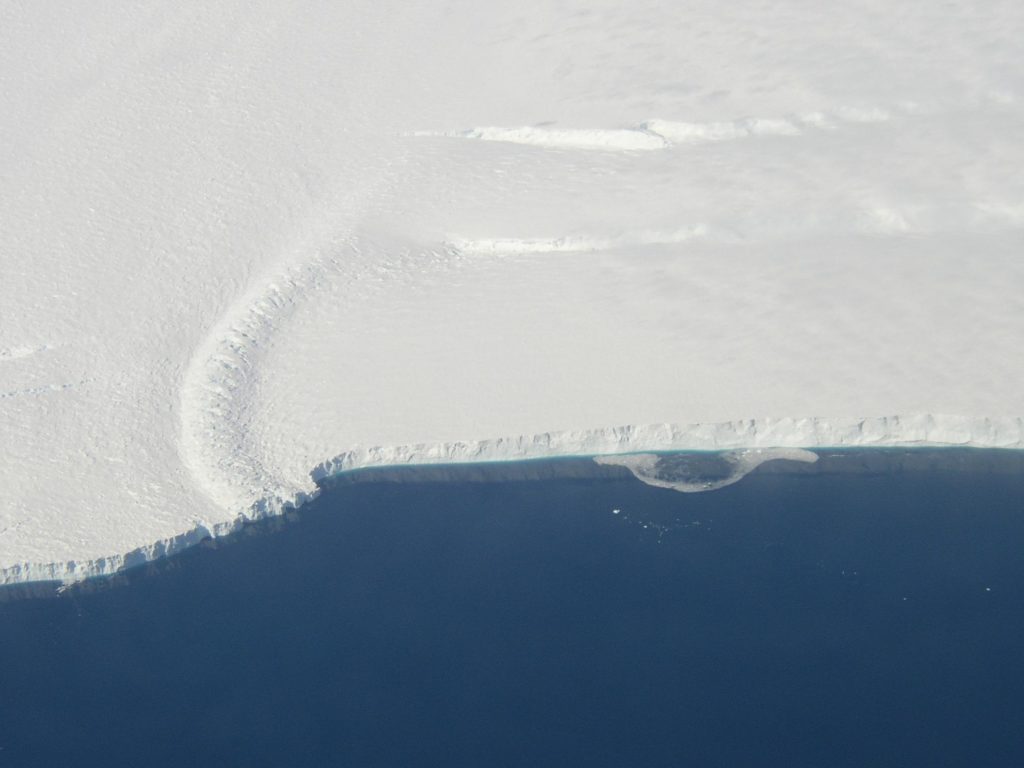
4, 414, 1023, 588
177, 233, 454, 515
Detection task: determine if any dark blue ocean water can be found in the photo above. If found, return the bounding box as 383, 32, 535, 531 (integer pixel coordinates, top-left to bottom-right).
1, 450, 1023, 767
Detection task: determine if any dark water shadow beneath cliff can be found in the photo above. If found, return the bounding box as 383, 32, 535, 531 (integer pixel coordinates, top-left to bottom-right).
1, 449, 1024, 766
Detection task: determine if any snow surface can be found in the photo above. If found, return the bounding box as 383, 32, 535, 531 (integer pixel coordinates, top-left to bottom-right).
2, 1, 1024, 585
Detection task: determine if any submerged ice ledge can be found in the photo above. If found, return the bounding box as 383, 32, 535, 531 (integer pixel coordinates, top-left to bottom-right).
595, 448, 820, 493
3, 414, 1023, 588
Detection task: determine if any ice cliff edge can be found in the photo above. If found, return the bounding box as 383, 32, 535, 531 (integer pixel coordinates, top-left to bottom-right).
312, 415, 1024, 478
3, 414, 1023, 589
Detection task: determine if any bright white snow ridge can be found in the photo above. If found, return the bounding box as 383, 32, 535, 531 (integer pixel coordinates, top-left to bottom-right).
2, 2, 1023, 585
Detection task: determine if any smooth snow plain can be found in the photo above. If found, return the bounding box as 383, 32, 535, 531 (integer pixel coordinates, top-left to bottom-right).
2, 1, 1023, 585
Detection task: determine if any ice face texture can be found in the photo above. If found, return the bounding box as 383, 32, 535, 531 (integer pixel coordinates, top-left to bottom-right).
2, 1, 1023, 584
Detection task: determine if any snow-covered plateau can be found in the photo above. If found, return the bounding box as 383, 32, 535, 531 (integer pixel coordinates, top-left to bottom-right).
2, 2, 1023, 585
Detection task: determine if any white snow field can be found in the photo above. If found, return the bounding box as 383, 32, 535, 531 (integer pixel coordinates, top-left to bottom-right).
2, 1, 1023, 584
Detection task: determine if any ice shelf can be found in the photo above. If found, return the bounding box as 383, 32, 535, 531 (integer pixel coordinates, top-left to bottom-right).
3, 2, 1023, 586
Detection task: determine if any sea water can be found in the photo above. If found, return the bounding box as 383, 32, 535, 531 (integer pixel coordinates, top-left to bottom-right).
1, 450, 1022, 766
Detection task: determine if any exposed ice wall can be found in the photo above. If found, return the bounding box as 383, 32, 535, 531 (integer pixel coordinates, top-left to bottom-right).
5, 415, 1022, 587
314, 416, 1024, 478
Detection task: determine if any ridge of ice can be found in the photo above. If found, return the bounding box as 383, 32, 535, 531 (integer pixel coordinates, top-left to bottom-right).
418, 106, 899, 154
415, 126, 669, 152
447, 226, 711, 255
4, 414, 1021, 588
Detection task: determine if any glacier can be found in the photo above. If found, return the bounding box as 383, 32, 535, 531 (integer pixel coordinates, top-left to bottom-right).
2, 1, 1024, 586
